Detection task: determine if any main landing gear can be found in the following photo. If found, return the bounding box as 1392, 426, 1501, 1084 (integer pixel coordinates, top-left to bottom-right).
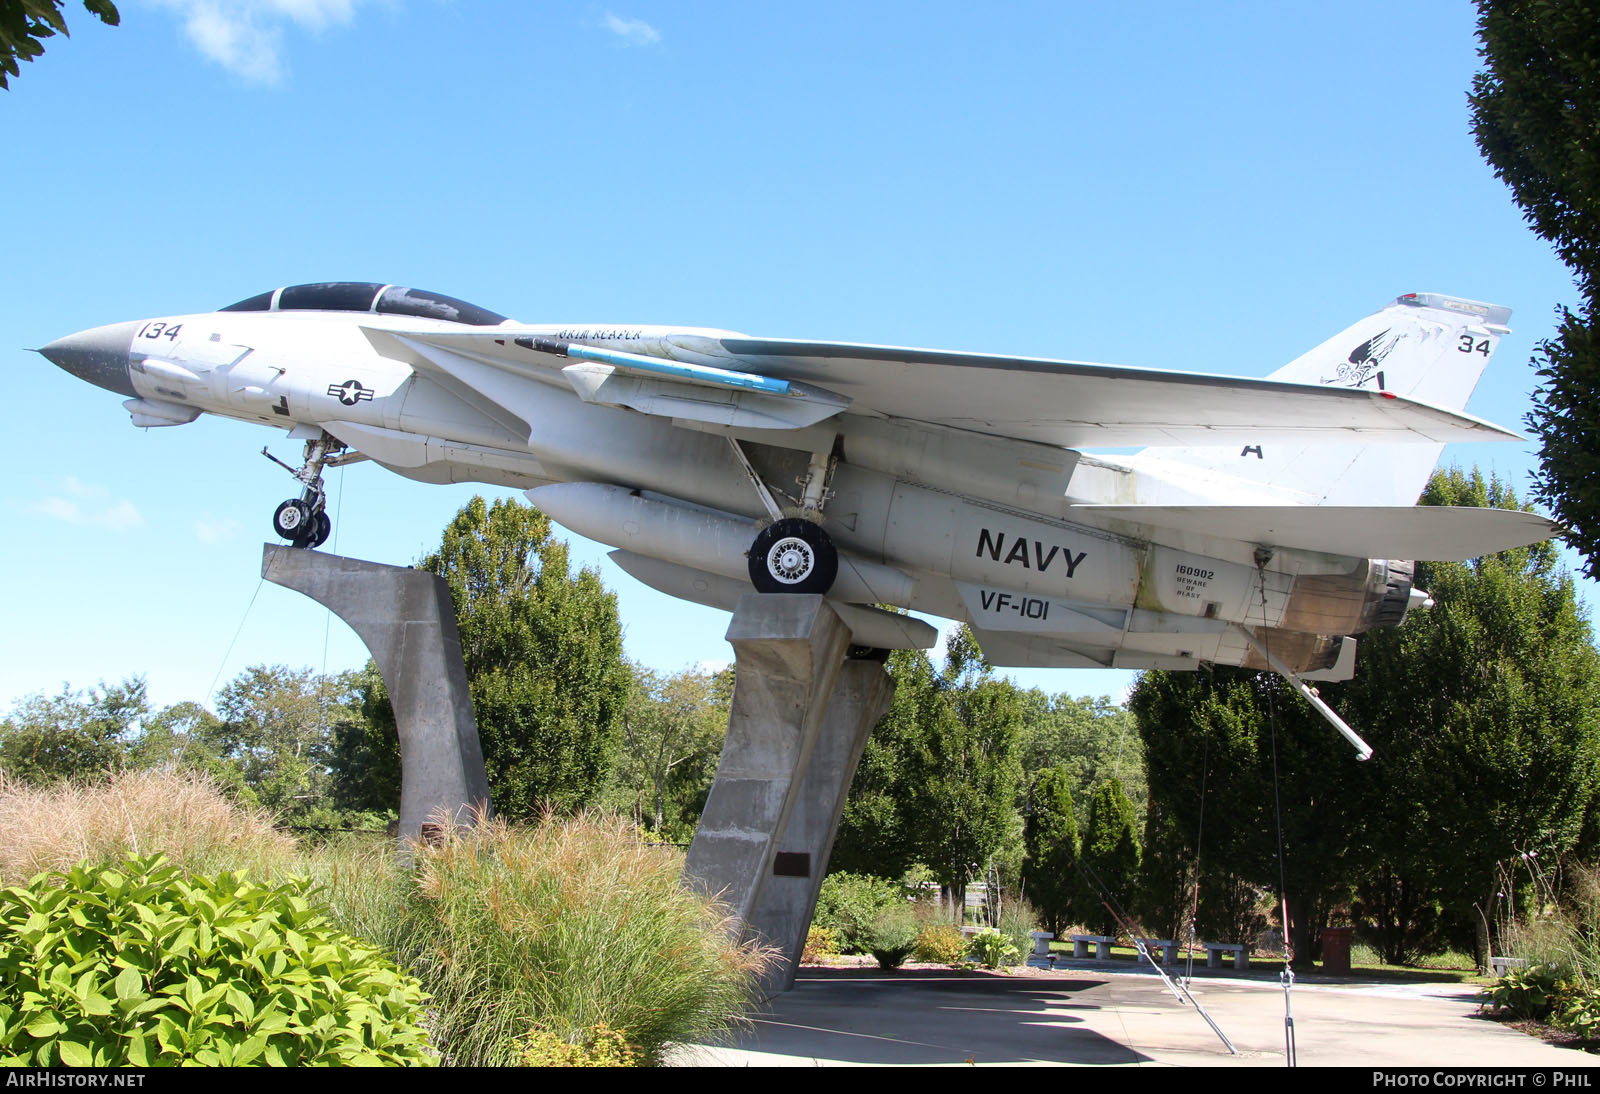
262, 432, 349, 550
732, 439, 842, 596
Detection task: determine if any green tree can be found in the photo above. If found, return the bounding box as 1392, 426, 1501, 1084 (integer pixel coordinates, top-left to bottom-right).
1079, 778, 1141, 937
1021, 765, 1080, 935
829, 648, 936, 880
0, 677, 145, 782
370, 496, 629, 819
1338, 467, 1600, 963
901, 628, 1026, 912
0, 0, 117, 88
1133, 468, 1600, 966
605, 664, 730, 838
208, 665, 362, 824
1470, 0, 1600, 576
1017, 690, 1145, 825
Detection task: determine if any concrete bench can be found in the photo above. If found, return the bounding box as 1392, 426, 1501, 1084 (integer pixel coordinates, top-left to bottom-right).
1490, 956, 1526, 976
1070, 933, 1115, 960
1201, 942, 1249, 970
1136, 938, 1179, 965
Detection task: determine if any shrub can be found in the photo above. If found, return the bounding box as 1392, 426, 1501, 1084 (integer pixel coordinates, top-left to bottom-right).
867, 904, 918, 969
996, 898, 1040, 967
969, 926, 1019, 970
814, 872, 900, 953
517, 1023, 642, 1066
0, 769, 295, 882
914, 922, 969, 966
802, 926, 841, 965
1481, 963, 1564, 1020
375, 813, 772, 1065
0, 854, 433, 1066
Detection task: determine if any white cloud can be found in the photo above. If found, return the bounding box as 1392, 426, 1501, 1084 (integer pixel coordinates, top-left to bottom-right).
150, 0, 369, 84
602, 11, 659, 47
29, 490, 145, 532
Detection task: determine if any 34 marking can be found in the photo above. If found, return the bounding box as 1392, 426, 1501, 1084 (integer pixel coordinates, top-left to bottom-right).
138, 322, 183, 341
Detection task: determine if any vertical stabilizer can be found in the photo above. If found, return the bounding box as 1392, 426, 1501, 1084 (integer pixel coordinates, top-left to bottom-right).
1142, 294, 1512, 505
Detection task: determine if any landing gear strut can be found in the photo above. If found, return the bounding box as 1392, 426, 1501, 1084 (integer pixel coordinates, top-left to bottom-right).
263, 433, 346, 550
734, 440, 842, 595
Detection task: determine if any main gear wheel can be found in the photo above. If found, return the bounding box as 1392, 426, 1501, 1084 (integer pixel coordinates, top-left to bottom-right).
748, 518, 838, 595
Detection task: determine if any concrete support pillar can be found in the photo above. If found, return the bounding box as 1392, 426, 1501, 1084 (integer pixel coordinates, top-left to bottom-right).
683, 594, 851, 925
746, 657, 895, 993
261, 545, 491, 844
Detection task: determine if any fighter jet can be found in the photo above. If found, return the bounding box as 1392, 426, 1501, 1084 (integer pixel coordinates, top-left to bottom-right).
38, 283, 1558, 756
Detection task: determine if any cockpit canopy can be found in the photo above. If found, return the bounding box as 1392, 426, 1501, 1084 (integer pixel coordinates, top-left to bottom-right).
220, 282, 509, 326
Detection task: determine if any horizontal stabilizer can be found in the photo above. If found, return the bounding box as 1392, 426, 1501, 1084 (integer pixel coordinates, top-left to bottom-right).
1074, 504, 1561, 561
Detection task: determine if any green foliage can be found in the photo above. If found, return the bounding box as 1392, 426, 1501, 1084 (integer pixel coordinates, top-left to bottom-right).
996, 897, 1041, 967
0, 0, 118, 89
1017, 690, 1145, 823
1132, 468, 1600, 965
0, 854, 433, 1066
209, 665, 367, 824
913, 922, 968, 966
835, 631, 1025, 905
603, 664, 730, 839
427, 497, 629, 817
1482, 963, 1564, 1021
967, 926, 1018, 970
1080, 779, 1141, 937
801, 925, 840, 964
1022, 766, 1080, 934
364, 813, 771, 1066
1470, 0, 1600, 577
866, 903, 919, 969
814, 872, 901, 953
0, 678, 146, 784
516, 1023, 642, 1067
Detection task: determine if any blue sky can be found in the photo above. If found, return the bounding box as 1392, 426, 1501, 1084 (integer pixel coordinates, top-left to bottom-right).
2, 1, 1588, 714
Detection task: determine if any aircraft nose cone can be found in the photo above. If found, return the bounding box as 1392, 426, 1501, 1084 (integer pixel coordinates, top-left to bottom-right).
38, 320, 141, 397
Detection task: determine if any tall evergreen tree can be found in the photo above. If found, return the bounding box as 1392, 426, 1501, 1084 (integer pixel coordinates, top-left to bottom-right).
1022, 765, 1080, 934
1470, 0, 1600, 575
349, 496, 629, 819
1079, 778, 1141, 936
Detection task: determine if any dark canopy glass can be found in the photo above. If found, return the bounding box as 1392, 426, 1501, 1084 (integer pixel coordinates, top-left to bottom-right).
220, 283, 508, 326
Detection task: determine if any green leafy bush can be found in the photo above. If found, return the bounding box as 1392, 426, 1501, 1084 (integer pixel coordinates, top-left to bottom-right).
914, 922, 969, 966
517, 1023, 643, 1066
802, 926, 840, 964
996, 899, 1040, 968
1481, 963, 1564, 1020
0, 854, 433, 1066
814, 872, 901, 953
968, 926, 1020, 970
867, 904, 918, 969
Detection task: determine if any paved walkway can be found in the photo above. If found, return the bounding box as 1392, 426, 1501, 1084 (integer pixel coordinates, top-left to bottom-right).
673, 965, 1599, 1067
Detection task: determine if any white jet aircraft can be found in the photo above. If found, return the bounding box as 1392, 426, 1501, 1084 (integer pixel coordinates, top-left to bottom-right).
39, 283, 1559, 756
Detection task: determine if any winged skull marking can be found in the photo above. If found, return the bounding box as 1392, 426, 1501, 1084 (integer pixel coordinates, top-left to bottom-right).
1324, 328, 1401, 388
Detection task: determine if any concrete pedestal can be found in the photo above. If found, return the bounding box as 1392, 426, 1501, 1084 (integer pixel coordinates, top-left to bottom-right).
683, 593, 894, 994
261, 545, 490, 844
747, 657, 895, 992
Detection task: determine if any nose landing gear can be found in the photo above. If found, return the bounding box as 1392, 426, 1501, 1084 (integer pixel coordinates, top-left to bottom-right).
262, 432, 347, 549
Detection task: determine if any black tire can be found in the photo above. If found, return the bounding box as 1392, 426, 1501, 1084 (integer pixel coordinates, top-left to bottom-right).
748, 518, 838, 595
273, 499, 312, 541
310, 511, 332, 548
